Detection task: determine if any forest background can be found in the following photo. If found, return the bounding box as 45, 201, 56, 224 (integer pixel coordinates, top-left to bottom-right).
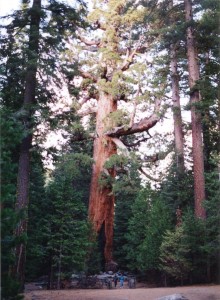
1, 0, 220, 299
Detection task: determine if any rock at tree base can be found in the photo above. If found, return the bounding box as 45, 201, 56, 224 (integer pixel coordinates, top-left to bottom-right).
156, 294, 188, 300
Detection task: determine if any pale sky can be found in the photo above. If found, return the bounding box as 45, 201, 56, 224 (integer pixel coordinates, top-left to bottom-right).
0, 0, 19, 16
0, 0, 82, 17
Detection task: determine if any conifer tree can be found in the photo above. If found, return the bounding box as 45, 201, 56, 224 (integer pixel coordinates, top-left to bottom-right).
184, 0, 206, 219
159, 226, 192, 285
14, 0, 42, 285
126, 187, 172, 273
1, 0, 86, 289
169, 0, 185, 175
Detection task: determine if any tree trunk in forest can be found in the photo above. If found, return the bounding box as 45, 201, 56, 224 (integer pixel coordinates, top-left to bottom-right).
14, 0, 41, 287
89, 92, 117, 263
170, 43, 185, 174
184, 0, 206, 219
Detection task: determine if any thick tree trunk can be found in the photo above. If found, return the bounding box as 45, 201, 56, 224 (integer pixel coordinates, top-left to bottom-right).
184, 0, 206, 219
170, 43, 185, 174
14, 0, 41, 287
89, 92, 117, 263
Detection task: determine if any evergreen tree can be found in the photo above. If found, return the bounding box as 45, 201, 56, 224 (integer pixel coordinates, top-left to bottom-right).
26, 153, 93, 288
126, 186, 172, 273
113, 154, 141, 270
25, 154, 48, 281
184, 0, 206, 219
1, 109, 24, 299
1, 0, 86, 288
159, 226, 192, 286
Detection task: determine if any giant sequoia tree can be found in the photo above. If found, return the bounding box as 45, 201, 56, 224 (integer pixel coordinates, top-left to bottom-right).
73, 0, 167, 264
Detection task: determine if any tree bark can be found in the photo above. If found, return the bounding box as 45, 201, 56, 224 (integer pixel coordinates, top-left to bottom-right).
89, 94, 161, 262
170, 43, 185, 174
184, 0, 206, 219
14, 0, 41, 287
89, 91, 117, 263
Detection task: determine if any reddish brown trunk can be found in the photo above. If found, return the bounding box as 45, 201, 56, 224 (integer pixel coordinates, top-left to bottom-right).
184, 0, 206, 219
14, 0, 41, 286
170, 43, 185, 174
89, 92, 117, 262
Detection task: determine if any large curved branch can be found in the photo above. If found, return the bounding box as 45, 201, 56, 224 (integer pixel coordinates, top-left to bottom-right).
106, 98, 161, 137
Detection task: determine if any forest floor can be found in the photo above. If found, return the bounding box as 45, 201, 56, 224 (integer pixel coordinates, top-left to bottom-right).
24, 283, 220, 300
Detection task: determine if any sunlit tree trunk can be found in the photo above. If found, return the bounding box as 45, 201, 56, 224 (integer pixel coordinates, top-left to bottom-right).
170, 43, 185, 174
184, 0, 206, 219
14, 0, 41, 287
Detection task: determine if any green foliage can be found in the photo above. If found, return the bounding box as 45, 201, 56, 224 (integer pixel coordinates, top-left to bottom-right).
125, 186, 172, 271
159, 161, 194, 218
181, 210, 208, 282
1, 274, 24, 300
1, 108, 24, 297
103, 110, 130, 131
159, 226, 192, 284
45, 154, 93, 275
113, 157, 141, 269
26, 153, 93, 283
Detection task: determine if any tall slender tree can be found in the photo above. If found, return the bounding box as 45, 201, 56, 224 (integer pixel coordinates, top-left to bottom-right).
170, 17, 185, 175
184, 0, 206, 219
14, 0, 41, 286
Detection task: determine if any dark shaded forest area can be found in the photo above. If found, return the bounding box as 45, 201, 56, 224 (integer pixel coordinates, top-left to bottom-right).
1, 0, 220, 299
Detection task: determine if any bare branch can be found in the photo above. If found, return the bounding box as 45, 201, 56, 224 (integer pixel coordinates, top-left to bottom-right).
81, 45, 99, 52
79, 93, 98, 106
129, 84, 141, 128
120, 36, 145, 71
120, 47, 137, 71
78, 106, 97, 117
111, 137, 129, 156
139, 167, 162, 182
77, 34, 101, 46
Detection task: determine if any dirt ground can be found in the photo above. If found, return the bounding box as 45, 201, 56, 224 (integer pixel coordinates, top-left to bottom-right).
24, 284, 220, 300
